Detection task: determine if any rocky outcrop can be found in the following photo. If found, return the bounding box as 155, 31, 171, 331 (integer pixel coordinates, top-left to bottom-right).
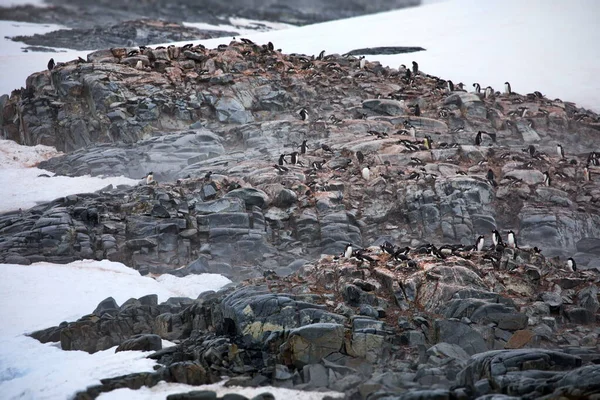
4, 38, 600, 399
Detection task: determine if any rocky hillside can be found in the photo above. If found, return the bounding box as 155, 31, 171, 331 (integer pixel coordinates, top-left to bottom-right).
2, 39, 600, 399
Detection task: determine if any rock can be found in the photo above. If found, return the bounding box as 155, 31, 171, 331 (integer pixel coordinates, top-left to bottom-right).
564, 307, 594, 324
224, 188, 269, 208
504, 330, 535, 349
115, 334, 163, 352
168, 361, 209, 385
167, 391, 218, 400
283, 323, 345, 368
93, 297, 119, 316
362, 99, 407, 116
434, 320, 489, 355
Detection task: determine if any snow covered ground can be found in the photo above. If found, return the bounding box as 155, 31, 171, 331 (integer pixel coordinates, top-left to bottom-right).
0, 260, 233, 400
0, 139, 139, 213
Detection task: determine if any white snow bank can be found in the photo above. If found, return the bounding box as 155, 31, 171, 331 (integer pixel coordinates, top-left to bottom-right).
0, 259, 233, 399
0, 138, 61, 168
0, 0, 48, 8
0, 259, 232, 335
184, 17, 295, 34
197, 0, 600, 112
98, 380, 343, 400
0, 167, 140, 212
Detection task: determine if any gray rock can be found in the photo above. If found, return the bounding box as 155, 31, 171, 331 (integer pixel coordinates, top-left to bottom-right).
115, 334, 162, 352
434, 319, 489, 355
224, 188, 269, 208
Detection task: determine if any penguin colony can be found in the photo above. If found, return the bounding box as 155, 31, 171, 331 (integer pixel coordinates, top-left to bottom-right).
41, 41, 599, 274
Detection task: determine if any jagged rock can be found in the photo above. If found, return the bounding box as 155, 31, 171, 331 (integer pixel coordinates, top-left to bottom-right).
283, 323, 345, 368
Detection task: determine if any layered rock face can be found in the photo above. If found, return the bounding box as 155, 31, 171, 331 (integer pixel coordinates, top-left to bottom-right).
2, 39, 600, 399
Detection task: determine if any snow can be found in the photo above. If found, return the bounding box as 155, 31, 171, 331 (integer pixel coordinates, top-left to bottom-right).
0, 0, 47, 6
184, 17, 295, 34
0, 167, 140, 212
98, 381, 343, 400
0, 138, 61, 167
0, 259, 233, 399
196, 0, 600, 112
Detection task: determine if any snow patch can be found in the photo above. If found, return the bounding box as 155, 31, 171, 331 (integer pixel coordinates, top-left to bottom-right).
0, 139, 62, 168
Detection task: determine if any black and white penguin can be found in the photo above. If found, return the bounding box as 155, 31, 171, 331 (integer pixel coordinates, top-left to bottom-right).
267, 41, 274, 51
583, 166, 591, 181
146, 172, 154, 185
543, 171, 551, 186
485, 86, 493, 98
278, 154, 287, 166
289, 151, 300, 165
475, 131, 483, 146
299, 108, 309, 121
413, 104, 421, 117
299, 139, 308, 154
473, 83, 481, 93
361, 166, 371, 181
566, 257, 577, 272
317, 50, 325, 60
356, 150, 365, 164
557, 144, 565, 159
47, 58, 55, 71
447, 80, 454, 92
492, 229, 503, 247
412, 61, 419, 75
504, 81, 512, 95
476, 235, 485, 251
344, 243, 353, 258
423, 136, 432, 150
204, 171, 213, 182
507, 230, 517, 249
359, 56, 366, 69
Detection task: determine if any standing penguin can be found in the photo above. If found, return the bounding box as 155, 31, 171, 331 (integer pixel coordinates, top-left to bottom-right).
492, 229, 503, 247
344, 243, 353, 258
278, 154, 287, 166
473, 83, 481, 93
361, 166, 371, 181
507, 230, 517, 249
299, 108, 309, 121
557, 144, 565, 159
413, 104, 421, 117
47, 58, 55, 71
566, 257, 577, 272
146, 172, 154, 185
475, 131, 483, 146
359, 56, 366, 69
423, 136, 432, 150
356, 150, 365, 164
543, 171, 551, 186
289, 151, 300, 165
299, 139, 308, 154
583, 166, 591, 181
447, 80, 454, 92
412, 61, 419, 75
476, 235, 485, 251
504, 81, 512, 95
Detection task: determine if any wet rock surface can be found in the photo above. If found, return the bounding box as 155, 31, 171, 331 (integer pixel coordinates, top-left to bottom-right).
3, 38, 600, 399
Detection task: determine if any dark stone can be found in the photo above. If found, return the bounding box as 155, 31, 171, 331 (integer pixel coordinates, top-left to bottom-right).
115, 334, 162, 352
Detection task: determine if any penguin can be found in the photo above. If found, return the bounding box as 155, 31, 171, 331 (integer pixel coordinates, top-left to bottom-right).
566, 257, 577, 272
344, 243, 353, 258
356, 151, 365, 164
557, 144, 565, 159
447, 80, 454, 92
504, 81, 512, 95
487, 169, 497, 187
475, 131, 483, 146
492, 229, 503, 247
47, 58, 55, 71
299, 108, 309, 121
543, 171, 551, 186
412, 61, 419, 75
507, 230, 517, 249
299, 139, 308, 154
476, 235, 485, 251
359, 56, 366, 69
413, 104, 421, 117
267, 41, 274, 51
278, 154, 287, 166
135, 60, 143, 70
289, 151, 300, 165
485, 86, 493, 98
409, 125, 417, 139
361, 166, 371, 181
583, 166, 591, 181
204, 171, 213, 182
146, 172, 154, 185
423, 136, 432, 150
317, 50, 325, 60
274, 164, 289, 173
473, 83, 481, 93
